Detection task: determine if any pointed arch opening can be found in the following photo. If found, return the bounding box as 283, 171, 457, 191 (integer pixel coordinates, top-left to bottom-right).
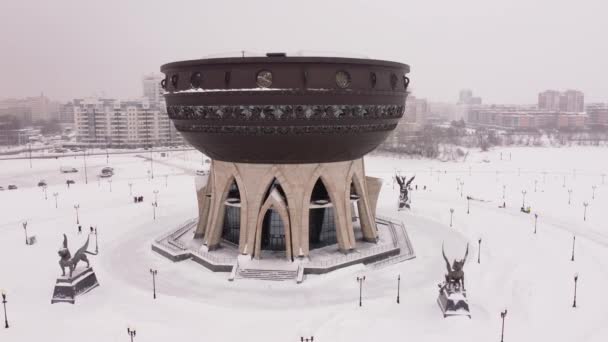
261, 206, 287, 251
309, 178, 338, 249
255, 178, 293, 260
221, 178, 241, 245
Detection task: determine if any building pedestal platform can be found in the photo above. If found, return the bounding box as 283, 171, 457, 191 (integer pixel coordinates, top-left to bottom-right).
51, 267, 99, 304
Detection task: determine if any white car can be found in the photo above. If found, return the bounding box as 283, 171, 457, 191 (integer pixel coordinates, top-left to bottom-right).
60, 166, 78, 173
196, 170, 209, 176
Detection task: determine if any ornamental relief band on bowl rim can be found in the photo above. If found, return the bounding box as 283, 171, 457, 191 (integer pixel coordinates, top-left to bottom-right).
166, 104, 406, 121
174, 123, 398, 135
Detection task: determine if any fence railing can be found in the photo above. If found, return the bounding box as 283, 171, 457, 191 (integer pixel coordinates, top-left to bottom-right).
307, 244, 397, 268
190, 248, 235, 265
154, 217, 197, 243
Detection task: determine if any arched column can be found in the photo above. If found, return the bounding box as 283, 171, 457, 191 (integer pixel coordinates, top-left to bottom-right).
350, 171, 378, 242
302, 164, 352, 254
253, 190, 292, 260
236, 164, 276, 256
205, 162, 248, 250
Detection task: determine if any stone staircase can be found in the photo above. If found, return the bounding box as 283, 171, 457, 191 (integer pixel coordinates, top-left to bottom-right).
237, 268, 298, 281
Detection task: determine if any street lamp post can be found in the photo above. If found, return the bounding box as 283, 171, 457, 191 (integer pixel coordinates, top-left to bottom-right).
301, 337, 314, 342
449, 208, 454, 227
28, 143, 32, 168
534, 179, 538, 192
456, 178, 460, 192
396, 274, 401, 304
592, 185, 596, 200
1, 289, 8, 328
521, 190, 527, 208
502, 184, 506, 199
42, 184, 47, 200
568, 189, 572, 205
573, 273, 579, 308
83, 149, 88, 185
583, 201, 589, 221
467, 196, 471, 214
153, 190, 159, 203
534, 213, 538, 234
74, 204, 80, 225
164, 175, 168, 188
105, 136, 109, 165
356, 276, 366, 307
127, 326, 136, 342
93, 227, 99, 254
500, 309, 508, 342
53, 192, 59, 208
150, 269, 158, 299
460, 181, 464, 198
601, 173, 606, 185
478, 238, 482, 263
571, 235, 576, 261
108, 179, 112, 192
22, 221, 28, 245
128, 182, 133, 196
152, 201, 158, 220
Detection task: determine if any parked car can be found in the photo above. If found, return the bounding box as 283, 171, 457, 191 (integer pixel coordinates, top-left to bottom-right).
196, 169, 209, 176
99, 172, 112, 178
37, 180, 47, 187
8, 185, 18, 190
60, 166, 78, 173
66, 179, 75, 185
0, 186, 4, 191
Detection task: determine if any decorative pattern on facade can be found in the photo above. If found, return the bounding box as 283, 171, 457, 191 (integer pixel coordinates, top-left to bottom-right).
175, 123, 398, 135
167, 104, 405, 121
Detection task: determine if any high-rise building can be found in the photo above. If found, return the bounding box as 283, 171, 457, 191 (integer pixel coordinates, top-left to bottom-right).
538, 90, 561, 111
539, 89, 584, 112
586, 103, 608, 130
73, 97, 183, 147
457, 90, 482, 122
0, 94, 60, 123
459, 89, 473, 104
560, 90, 584, 112
142, 74, 165, 104
58, 102, 75, 123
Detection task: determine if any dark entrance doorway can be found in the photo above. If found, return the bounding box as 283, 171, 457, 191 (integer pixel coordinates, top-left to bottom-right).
261, 208, 286, 251
221, 179, 240, 245
309, 178, 338, 249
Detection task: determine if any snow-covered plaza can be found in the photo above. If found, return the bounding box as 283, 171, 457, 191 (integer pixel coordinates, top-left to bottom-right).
1, 147, 607, 342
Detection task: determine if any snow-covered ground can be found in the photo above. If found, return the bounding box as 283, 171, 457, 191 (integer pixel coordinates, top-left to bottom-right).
1, 147, 607, 342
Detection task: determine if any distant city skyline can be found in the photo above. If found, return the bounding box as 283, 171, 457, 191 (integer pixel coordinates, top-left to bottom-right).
2, 0, 608, 104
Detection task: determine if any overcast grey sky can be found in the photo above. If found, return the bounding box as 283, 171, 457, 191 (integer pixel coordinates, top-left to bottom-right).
1, 0, 607, 104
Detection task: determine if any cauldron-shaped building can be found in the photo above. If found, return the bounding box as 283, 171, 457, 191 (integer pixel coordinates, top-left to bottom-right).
161, 54, 409, 262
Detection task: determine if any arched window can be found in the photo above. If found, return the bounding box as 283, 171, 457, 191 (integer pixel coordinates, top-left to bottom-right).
309, 178, 337, 249
222, 179, 240, 245
258, 178, 290, 255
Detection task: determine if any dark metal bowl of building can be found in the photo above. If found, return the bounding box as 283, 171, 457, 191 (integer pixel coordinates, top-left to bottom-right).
161, 54, 410, 163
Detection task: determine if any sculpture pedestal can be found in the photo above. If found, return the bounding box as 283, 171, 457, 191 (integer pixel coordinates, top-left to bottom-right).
437, 286, 471, 318
51, 267, 99, 304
